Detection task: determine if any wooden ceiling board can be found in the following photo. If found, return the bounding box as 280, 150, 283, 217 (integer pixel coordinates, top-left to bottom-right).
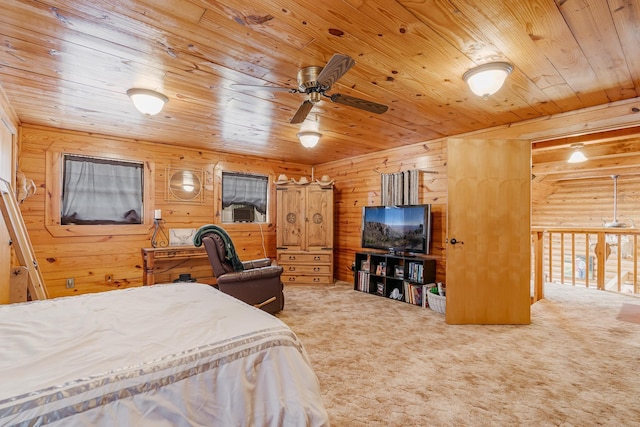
1, 0, 640, 165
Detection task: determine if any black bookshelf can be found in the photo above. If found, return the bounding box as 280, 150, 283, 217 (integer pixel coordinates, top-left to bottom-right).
354, 252, 436, 307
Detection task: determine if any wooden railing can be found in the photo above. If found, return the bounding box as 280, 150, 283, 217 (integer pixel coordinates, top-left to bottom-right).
531, 227, 640, 302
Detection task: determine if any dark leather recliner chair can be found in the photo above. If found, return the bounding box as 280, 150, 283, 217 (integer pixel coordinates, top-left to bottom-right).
201, 232, 284, 314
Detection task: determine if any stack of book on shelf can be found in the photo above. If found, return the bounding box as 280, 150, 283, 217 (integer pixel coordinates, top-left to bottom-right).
356, 270, 370, 292
356, 260, 370, 292
403, 282, 436, 307
407, 262, 424, 282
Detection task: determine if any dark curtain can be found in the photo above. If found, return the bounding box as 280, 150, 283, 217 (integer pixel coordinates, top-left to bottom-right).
61, 155, 143, 224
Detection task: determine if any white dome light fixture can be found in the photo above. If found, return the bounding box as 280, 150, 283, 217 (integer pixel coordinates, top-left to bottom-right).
463, 62, 513, 99
127, 88, 168, 116
297, 131, 322, 148
567, 142, 588, 163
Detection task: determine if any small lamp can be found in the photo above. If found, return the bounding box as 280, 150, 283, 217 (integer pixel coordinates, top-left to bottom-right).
567, 143, 588, 163
463, 62, 513, 99
297, 131, 321, 148
127, 88, 168, 116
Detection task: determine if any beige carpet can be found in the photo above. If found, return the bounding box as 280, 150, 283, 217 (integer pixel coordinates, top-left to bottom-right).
277, 282, 640, 426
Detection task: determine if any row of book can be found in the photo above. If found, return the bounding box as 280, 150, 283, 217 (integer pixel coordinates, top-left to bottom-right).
404, 282, 434, 307
356, 271, 371, 292
406, 262, 425, 283
356, 273, 436, 308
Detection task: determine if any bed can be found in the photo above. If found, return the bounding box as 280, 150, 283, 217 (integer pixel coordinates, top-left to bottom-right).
0, 283, 329, 426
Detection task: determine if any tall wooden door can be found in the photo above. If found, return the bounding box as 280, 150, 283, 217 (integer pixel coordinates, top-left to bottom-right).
446, 138, 531, 325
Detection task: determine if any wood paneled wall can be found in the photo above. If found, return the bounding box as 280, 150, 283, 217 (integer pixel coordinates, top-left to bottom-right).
19, 124, 310, 297
532, 175, 640, 228
17, 98, 640, 297
315, 140, 449, 284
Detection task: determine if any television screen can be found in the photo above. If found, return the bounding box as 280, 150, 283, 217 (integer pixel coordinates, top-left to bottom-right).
361, 205, 432, 254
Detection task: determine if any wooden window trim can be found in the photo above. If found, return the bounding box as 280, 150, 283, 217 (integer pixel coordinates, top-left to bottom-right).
45, 150, 155, 237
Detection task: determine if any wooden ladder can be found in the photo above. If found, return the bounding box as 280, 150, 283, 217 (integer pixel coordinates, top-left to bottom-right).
0, 179, 48, 300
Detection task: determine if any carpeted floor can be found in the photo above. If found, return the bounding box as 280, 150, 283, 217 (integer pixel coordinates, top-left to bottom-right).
277, 282, 640, 427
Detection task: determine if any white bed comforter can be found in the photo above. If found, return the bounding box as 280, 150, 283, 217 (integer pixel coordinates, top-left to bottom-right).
0, 283, 329, 426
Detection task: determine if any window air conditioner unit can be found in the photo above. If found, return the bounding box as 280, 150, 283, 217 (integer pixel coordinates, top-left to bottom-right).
233, 207, 255, 222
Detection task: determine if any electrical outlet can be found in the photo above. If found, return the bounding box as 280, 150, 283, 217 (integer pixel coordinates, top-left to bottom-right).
105, 273, 113, 283
66, 278, 75, 288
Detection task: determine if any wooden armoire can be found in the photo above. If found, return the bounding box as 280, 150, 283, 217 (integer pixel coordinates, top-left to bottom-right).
275, 180, 334, 285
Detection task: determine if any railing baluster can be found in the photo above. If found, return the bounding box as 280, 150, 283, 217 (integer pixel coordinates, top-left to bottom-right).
548, 232, 553, 283
585, 233, 590, 289
531, 227, 640, 300
571, 233, 576, 286
634, 235, 638, 294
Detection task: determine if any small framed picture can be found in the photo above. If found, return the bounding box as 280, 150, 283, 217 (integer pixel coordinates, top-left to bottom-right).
169, 228, 196, 246
361, 260, 370, 272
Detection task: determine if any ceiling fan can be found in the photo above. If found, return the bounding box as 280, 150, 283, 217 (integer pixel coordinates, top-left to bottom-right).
232, 53, 388, 124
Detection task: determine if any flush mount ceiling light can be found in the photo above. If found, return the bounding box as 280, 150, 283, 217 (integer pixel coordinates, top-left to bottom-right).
127, 88, 168, 116
297, 131, 322, 148
463, 62, 513, 99
567, 142, 588, 163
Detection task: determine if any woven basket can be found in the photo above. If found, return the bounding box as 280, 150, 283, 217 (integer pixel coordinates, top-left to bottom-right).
427, 291, 446, 314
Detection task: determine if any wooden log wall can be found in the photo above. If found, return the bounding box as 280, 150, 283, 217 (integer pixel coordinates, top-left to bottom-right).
315, 140, 448, 284
19, 124, 310, 298
531, 175, 640, 228
532, 136, 640, 228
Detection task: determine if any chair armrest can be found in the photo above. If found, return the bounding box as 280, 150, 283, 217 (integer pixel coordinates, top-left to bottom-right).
242, 258, 272, 269
217, 265, 284, 285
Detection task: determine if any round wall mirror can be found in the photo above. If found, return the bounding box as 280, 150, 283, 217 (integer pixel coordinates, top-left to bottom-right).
168, 170, 202, 201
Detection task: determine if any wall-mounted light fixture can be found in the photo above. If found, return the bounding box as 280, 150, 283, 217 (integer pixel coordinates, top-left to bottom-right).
567, 142, 588, 163
297, 131, 322, 148
127, 88, 168, 116
463, 62, 513, 99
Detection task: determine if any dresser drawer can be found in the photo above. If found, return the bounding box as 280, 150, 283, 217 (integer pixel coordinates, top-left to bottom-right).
277, 252, 332, 264
282, 274, 334, 285
281, 264, 331, 275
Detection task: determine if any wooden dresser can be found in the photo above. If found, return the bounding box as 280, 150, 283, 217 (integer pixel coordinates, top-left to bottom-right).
276, 180, 334, 285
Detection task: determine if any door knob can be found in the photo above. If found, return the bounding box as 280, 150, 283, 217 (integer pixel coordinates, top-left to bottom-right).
450, 238, 464, 245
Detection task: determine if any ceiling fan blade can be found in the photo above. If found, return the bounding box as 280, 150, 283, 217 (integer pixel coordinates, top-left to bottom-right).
230, 84, 298, 93
316, 54, 355, 90
329, 93, 389, 114
290, 100, 314, 124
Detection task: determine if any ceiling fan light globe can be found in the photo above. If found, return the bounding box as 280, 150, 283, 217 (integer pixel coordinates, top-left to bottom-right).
297, 131, 321, 148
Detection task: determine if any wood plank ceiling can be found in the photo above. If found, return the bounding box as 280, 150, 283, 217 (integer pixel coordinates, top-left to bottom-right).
0, 0, 639, 165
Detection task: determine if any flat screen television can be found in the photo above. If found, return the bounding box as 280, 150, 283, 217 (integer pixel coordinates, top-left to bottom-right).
361, 205, 432, 254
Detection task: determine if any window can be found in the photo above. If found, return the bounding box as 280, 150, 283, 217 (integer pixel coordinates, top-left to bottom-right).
61, 155, 144, 225
45, 148, 154, 237
221, 172, 268, 223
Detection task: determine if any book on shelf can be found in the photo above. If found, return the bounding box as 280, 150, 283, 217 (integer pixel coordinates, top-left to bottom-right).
407, 262, 424, 283
402, 282, 429, 306
357, 271, 370, 292
376, 282, 385, 296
